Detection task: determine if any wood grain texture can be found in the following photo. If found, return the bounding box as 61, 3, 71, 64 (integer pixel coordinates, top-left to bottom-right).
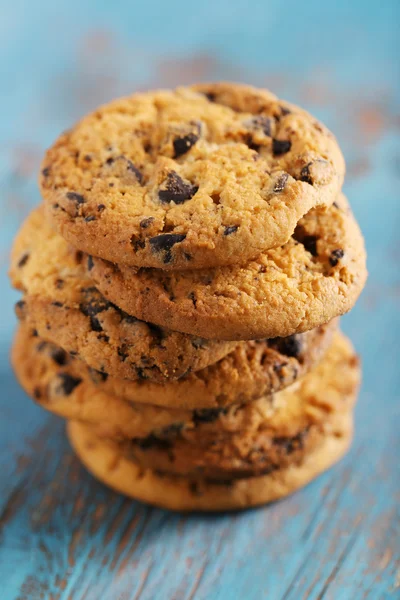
1, 0, 399, 598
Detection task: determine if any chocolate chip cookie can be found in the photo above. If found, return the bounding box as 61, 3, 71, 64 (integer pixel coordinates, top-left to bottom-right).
12, 322, 337, 438
88, 194, 367, 340
10, 208, 237, 381
41, 82, 345, 269
112, 332, 359, 480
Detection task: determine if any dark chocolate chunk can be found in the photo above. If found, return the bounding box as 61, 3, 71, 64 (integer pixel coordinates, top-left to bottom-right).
158, 172, 198, 204
97, 204, 106, 212
50, 347, 69, 366
280, 106, 291, 117
140, 217, 155, 229
126, 159, 143, 184
33, 387, 42, 400
87, 256, 94, 271
83, 154, 92, 162
51, 301, 63, 307
272, 139, 291, 156
173, 122, 201, 158
15, 300, 26, 319
79, 287, 113, 331
42, 167, 51, 177
246, 116, 272, 137
300, 163, 314, 185
66, 192, 85, 204
273, 173, 289, 192
131, 237, 146, 252
269, 334, 303, 358
84, 215, 96, 222
55, 279, 64, 289
274, 428, 308, 454
192, 407, 227, 425
17, 253, 30, 268
293, 227, 319, 257
135, 434, 172, 450
224, 225, 239, 236
329, 248, 344, 267
117, 345, 129, 361
55, 373, 82, 396
149, 233, 186, 264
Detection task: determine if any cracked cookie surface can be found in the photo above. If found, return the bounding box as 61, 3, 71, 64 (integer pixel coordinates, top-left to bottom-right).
40, 82, 345, 269
88, 194, 367, 340
9, 208, 236, 381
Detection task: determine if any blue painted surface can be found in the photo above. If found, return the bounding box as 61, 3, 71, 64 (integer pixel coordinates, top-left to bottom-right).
0, 1, 399, 598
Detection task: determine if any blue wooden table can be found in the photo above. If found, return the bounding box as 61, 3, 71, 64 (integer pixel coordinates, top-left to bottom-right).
1, 1, 399, 598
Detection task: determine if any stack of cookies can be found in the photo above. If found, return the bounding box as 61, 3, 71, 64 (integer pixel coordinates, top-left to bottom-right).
10, 83, 367, 511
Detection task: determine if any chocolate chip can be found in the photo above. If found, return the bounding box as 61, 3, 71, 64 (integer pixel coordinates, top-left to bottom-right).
131, 237, 146, 252
87, 256, 94, 271
329, 248, 344, 267
188, 292, 197, 308
140, 217, 155, 229
88, 367, 108, 383
51, 301, 63, 307
55, 373, 82, 396
17, 253, 30, 268
79, 287, 113, 331
149, 233, 186, 264
333, 201, 340, 209
270, 334, 303, 358
15, 300, 26, 319
135, 434, 172, 450
204, 91, 216, 102
84, 154, 92, 162
246, 116, 272, 137
97, 204, 106, 212
224, 225, 239, 236
117, 345, 129, 361
272, 139, 291, 155
55, 279, 64, 289
66, 192, 85, 204
192, 407, 227, 425
300, 163, 314, 184
173, 123, 201, 158
293, 227, 319, 257
84, 215, 96, 222
273, 173, 289, 192
274, 429, 308, 454
126, 160, 143, 183
50, 347, 69, 366
280, 106, 291, 117
42, 167, 51, 177
158, 172, 198, 205
33, 387, 42, 400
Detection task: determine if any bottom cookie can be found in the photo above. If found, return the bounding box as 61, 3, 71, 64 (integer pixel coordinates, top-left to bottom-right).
67, 416, 353, 512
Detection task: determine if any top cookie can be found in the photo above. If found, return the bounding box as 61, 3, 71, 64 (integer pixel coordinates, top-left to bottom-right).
40, 82, 345, 270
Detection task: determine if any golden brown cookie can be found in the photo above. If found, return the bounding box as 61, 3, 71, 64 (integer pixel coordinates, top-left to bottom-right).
40, 82, 345, 270
11, 317, 336, 416
88, 195, 367, 340
112, 332, 360, 480
9, 208, 236, 381
67, 415, 353, 511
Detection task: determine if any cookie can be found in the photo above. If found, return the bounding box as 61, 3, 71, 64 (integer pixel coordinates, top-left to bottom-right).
12, 313, 336, 414
67, 416, 353, 511
9, 208, 236, 381
113, 332, 360, 479
12, 321, 337, 438
88, 194, 367, 340
11, 325, 196, 439
40, 82, 345, 270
